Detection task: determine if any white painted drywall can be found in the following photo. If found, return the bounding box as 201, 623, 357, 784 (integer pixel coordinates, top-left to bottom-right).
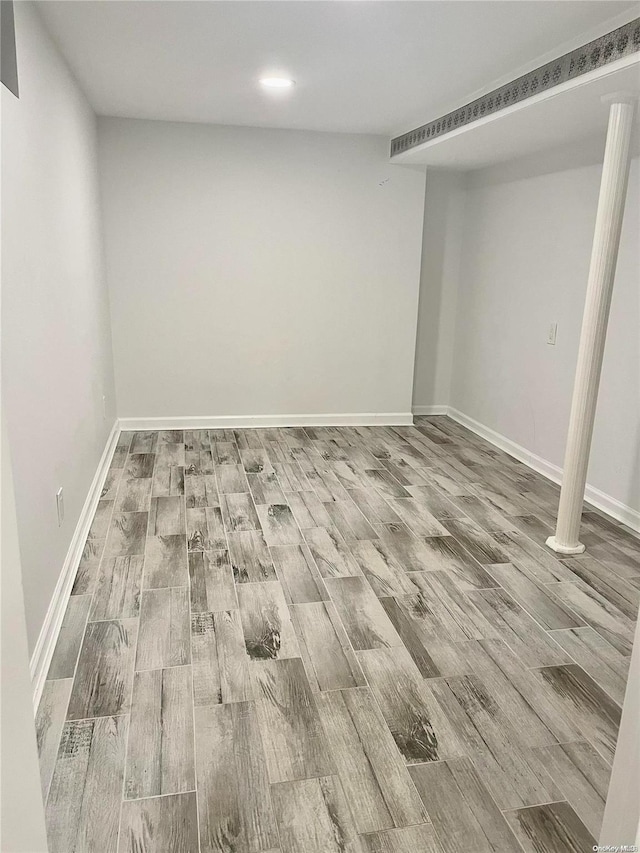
0, 421, 49, 852
1, 2, 116, 653
412, 171, 465, 409
98, 118, 425, 419
413, 144, 639, 516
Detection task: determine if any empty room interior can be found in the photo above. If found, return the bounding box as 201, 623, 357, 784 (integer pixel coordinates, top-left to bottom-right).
2, 1, 640, 851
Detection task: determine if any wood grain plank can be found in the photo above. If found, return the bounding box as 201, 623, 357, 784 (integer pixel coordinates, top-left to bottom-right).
530, 664, 622, 763
270, 543, 329, 604
211, 440, 240, 464
273, 461, 312, 491
350, 540, 426, 597
157, 429, 184, 444
441, 675, 562, 809
217, 463, 249, 495
89, 497, 114, 538
115, 477, 153, 511
533, 740, 610, 839
548, 626, 630, 705
67, 618, 137, 719
240, 447, 275, 474
467, 588, 572, 668
253, 657, 335, 782
220, 492, 260, 531
409, 757, 522, 853
411, 535, 500, 590
227, 529, 277, 583
130, 431, 158, 453
256, 503, 303, 546
187, 506, 226, 551
443, 518, 511, 565
290, 601, 366, 691
100, 468, 123, 501
152, 465, 185, 498
356, 646, 467, 763
144, 534, 189, 589
188, 549, 237, 612
303, 526, 362, 578
317, 687, 428, 833
237, 581, 300, 660
380, 597, 472, 679
184, 473, 218, 507
503, 802, 595, 853
270, 775, 363, 853
491, 530, 579, 584
71, 538, 104, 595
36, 678, 73, 800
285, 490, 332, 529
486, 563, 585, 630
46, 715, 128, 853
47, 594, 92, 679
464, 639, 580, 744
364, 469, 411, 499
560, 554, 640, 619
125, 665, 195, 799
185, 450, 214, 475
105, 511, 149, 556
248, 471, 287, 505
195, 701, 279, 853
191, 610, 252, 706
387, 498, 449, 537
323, 500, 379, 542
360, 824, 443, 853
90, 555, 143, 620
184, 429, 210, 451
136, 588, 190, 670
323, 575, 401, 650
118, 792, 199, 853
156, 443, 186, 468
126, 453, 156, 478
374, 522, 443, 573
149, 497, 185, 536
548, 580, 636, 655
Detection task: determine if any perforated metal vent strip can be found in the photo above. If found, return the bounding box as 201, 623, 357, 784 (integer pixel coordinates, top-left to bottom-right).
390, 18, 640, 157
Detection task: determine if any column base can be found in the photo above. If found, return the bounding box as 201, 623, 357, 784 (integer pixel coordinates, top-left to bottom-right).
545, 535, 585, 555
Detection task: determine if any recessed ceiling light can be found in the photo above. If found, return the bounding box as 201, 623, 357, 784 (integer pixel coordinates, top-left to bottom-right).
260, 77, 295, 89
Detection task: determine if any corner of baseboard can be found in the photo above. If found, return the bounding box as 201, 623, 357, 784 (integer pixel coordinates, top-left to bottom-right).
29, 419, 120, 713
412, 405, 450, 416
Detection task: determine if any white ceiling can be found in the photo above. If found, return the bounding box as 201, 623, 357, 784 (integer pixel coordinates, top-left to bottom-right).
38, 1, 638, 136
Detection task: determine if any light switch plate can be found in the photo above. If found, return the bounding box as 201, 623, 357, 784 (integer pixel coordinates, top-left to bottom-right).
547, 322, 558, 346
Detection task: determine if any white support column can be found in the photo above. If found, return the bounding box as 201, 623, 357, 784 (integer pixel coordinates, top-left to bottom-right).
547, 94, 636, 555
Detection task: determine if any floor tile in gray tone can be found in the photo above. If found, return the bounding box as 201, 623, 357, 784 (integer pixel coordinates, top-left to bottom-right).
37, 418, 640, 851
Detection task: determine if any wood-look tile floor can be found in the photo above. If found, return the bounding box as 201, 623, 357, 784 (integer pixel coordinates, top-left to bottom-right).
36, 417, 640, 853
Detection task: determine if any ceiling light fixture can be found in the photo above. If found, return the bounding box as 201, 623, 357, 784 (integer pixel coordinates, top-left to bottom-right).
260, 76, 295, 89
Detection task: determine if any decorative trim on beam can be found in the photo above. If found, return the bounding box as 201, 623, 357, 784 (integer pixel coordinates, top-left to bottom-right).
391, 18, 640, 157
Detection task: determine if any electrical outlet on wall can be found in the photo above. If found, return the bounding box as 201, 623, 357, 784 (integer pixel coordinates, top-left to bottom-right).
56, 487, 64, 526
547, 322, 558, 346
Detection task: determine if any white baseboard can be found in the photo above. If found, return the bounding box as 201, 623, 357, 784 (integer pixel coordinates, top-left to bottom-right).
446, 406, 640, 534
412, 405, 449, 416
119, 412, 414, 430
29, 420, 120, 712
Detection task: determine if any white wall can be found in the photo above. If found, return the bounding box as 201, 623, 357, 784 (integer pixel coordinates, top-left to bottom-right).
1, 2, 116, 652
98, 118, 425, 420
412, 171, 464, 410
1, 422, 49, 853
413, 144, 639, 517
